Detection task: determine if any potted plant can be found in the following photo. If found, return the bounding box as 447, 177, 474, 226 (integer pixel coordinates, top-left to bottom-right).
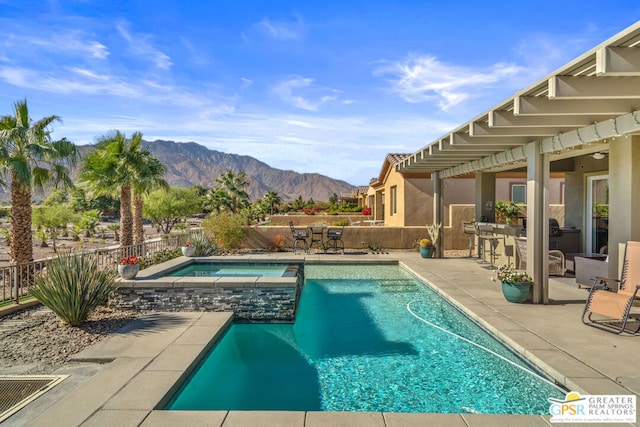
118, 255, 140, 280
494, 264, 533, 303
420, 222, 442, 258
182, 240, 196, 257
419, 238, 434, 258
494, 200, 522, 224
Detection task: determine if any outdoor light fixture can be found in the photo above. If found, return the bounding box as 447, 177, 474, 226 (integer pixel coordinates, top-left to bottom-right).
592, 152, 606, 160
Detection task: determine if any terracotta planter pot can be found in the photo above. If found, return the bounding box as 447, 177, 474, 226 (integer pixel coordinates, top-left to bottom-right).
118, 264, 139, 280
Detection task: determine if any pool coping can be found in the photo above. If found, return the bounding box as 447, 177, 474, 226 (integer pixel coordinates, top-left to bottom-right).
20, 253, 639, 426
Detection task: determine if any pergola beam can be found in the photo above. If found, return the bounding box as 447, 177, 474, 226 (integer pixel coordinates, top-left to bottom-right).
549, 76, 640, 99
450, 132, 530, 146
514, 96, 636, 116
596, 47, 640, 76
488, 110, 599, 128
470, 121, 560, 137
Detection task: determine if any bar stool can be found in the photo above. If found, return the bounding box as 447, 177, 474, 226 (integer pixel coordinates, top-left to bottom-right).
477, 224, 503, 267
463, 222, 476, 257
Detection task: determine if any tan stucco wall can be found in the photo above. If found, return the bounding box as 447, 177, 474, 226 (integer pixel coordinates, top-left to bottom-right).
383, 169, 406, 227
258, 204, 479, 251
495, 176, 565, 204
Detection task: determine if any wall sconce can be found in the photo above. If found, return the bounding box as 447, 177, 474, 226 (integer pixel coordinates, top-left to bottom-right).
592, 152, 606, 160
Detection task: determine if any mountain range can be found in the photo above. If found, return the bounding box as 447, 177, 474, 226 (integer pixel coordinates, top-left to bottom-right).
0, 140, 355, 202
128, 140, 355, 202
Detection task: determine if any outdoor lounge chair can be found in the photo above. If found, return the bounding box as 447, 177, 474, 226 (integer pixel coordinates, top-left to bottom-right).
288, 221, 309, 254
514, 237, 565, 276
582, 241, 640, 334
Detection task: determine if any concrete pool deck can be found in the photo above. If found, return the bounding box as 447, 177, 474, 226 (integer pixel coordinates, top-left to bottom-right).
7, 252, 640, 426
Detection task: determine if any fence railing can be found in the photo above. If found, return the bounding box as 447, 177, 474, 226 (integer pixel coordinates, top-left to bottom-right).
1, 235, 188, 305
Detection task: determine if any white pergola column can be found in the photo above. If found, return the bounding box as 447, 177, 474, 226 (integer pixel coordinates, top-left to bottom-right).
433, 172, 444, 258
608, 134, 640, 279
474, 172, 496, 222
525, 141, 550, 304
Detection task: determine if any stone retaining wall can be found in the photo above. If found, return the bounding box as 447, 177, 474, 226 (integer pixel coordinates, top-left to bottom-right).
112, 286, 299, 322
111, 258, 305, 322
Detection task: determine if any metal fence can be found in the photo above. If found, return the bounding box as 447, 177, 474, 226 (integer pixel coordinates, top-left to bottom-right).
1, 235, 187, 305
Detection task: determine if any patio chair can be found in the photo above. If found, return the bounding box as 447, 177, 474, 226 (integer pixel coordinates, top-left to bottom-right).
349, 217, 361, 226
326, 226, 345, 254
582, 241, 640, 334
288, 221, 309, 254
514, 237, 565, 276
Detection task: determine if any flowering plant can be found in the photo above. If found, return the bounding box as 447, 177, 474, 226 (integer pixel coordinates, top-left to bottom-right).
184, 241, 192, 247
121, 255, 140, 265
419, 238, 432, 247
494, 264, 533, 283
362, 207, 372, 216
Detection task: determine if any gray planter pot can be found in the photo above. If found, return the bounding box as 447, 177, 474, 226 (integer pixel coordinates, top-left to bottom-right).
118, 264, 139, 280
182, 246, 196, 257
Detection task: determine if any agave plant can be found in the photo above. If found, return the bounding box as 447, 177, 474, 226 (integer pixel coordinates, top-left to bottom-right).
186, 230, 220, 256
30, 253, 117, 326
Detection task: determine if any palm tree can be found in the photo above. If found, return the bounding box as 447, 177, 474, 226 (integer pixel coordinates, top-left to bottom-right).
263, 191, 281, 216
213, 169, 250, 213
130, 140, 167, 245
0, 99, 78, 263
203, 187, 230, 214
80, 131, 146, 248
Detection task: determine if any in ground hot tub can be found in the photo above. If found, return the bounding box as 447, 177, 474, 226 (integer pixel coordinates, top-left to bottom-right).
112, 258, 304, 322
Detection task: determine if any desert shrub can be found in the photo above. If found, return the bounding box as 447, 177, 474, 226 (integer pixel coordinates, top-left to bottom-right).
186, 230, 220, 256
30, 254, 116, 326
139, 249, 182, 269
202, 212, 249, 251
268, 234, 286, 252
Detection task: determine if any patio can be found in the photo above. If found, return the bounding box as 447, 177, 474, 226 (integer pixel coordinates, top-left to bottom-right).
5, 252, 638, 426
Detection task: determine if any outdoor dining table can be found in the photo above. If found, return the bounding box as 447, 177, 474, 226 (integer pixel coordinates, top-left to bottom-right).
307, 226, 327, 253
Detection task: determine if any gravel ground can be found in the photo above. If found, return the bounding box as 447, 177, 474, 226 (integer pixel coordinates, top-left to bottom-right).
0, 305, 142, 374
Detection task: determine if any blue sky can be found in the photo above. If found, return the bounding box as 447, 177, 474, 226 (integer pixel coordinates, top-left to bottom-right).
1, 2, 639, 185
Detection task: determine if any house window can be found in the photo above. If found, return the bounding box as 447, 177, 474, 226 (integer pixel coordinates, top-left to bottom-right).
390, 186, 397, 215
511, 184, 526, 204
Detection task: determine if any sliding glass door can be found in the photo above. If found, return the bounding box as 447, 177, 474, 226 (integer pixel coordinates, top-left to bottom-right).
586, 174, 609, 254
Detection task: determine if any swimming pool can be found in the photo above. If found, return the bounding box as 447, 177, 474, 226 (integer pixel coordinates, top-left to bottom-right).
165, 264, 564, 413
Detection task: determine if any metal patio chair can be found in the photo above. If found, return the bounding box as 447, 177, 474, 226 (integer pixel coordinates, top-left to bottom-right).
288, 221, 309, 254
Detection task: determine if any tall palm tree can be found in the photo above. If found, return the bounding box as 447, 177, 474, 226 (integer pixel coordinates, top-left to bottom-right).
132, 153, 167, 244
263, 191, 281, 216
80, 131, 146, 248
0, 99, 78, 264
213, 169, 250, 214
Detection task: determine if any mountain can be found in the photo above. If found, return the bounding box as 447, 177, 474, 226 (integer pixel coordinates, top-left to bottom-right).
136, 140, 355, 201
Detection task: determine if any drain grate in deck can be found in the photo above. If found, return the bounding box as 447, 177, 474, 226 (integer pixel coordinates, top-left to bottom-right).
0, 375, 67, 422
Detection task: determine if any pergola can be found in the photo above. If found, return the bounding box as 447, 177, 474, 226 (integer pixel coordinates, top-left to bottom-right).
396, 21, 640, 304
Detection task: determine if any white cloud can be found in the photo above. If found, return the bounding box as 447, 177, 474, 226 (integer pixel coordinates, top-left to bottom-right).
376, 54, 523, 111
240, 77, 254, 90
2, 31, 109, 60
116, 21, 172, 70
271, 77, 338, 111
256, 16, 304, 40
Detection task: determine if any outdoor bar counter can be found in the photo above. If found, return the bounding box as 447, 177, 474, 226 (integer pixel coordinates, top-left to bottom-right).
475, 222, 523, 267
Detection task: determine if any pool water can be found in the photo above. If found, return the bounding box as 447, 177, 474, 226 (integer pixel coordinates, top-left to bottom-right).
166, 265, 564, 413
169, 263, 288, 277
